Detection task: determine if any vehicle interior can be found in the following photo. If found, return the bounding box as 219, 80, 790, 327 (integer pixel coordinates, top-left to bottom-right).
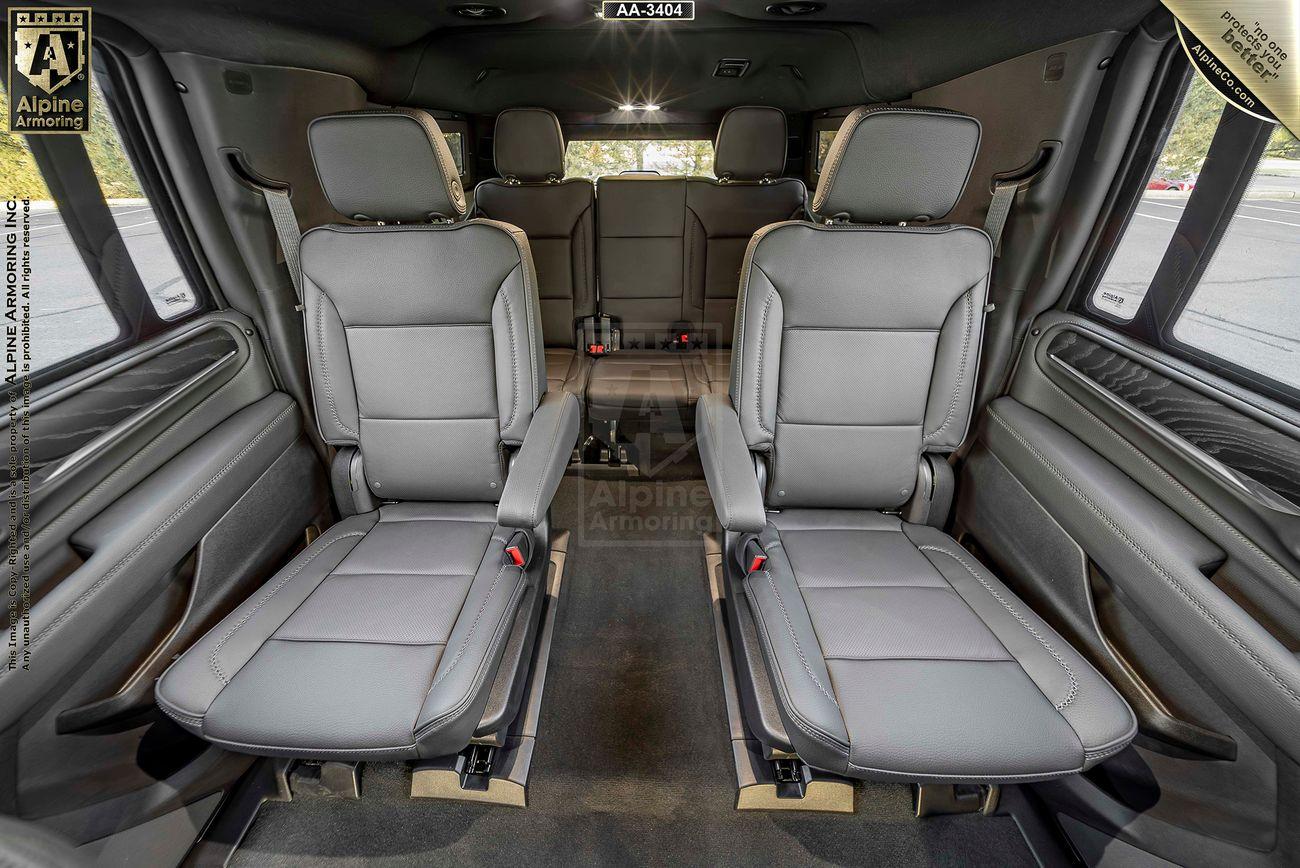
4, 0, 1300, 865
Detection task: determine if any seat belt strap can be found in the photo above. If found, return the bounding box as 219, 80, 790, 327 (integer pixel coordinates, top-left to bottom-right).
983, 179, 1020, 256
260, 185, 304, 308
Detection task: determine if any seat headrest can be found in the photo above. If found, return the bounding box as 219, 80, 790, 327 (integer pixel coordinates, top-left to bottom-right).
308, 109, 467, 222
714, 106, 787, 181
494, 107, 566, 182
811, 106, 981, 224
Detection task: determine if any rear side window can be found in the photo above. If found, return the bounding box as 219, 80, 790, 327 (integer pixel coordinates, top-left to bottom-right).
565, 140, 715, 179
1089, 77, 1217, 321
4, 67, 210, 380
1170, 158, 1300, 389
1081, 70, 1300, 398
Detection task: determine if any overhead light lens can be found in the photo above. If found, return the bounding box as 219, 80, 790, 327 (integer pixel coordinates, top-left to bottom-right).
618, 103, 636, 111
451, 3, 507, 19
644, 103, 661, 111
618, 103, 661, 111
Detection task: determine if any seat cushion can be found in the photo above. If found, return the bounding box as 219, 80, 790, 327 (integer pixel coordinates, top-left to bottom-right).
745, 510, 1136, 783
156, 502, 529, 760
694, 349, 730, 396
545, 347, 592, 397
586, 351, 709, 427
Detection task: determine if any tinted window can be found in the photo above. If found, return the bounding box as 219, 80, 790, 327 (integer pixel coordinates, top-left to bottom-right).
564, 140, 715, 179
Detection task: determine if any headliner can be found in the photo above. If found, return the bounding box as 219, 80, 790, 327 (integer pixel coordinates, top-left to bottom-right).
80, 0, 1158, 112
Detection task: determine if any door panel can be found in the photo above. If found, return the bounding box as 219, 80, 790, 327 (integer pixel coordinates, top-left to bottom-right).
958, 311, 1300, 863
0, 312, 328, 839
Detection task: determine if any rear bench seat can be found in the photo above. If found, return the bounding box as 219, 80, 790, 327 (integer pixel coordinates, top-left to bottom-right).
474, 108, 595, 397
587, 106, 806, 430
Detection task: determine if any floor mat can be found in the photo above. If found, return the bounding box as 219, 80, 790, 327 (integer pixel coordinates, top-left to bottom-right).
232, 472, 1035, 867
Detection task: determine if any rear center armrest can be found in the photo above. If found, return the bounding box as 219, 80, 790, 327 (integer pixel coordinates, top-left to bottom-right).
697, 393, 766, 533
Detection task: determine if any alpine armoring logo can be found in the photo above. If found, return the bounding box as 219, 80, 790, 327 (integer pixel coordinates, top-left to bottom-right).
7, 8, 92, 134
1176, 18, 1279, 124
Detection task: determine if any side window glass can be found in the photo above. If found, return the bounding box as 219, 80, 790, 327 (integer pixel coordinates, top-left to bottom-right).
1170, 145, 1300, 389
1089, 76, 1220, 321
84, 74, 198, 320
1, 92, 120, 373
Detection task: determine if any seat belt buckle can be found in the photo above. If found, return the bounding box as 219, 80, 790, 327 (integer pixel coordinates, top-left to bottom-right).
504, 531, 533, 569
743, 539, 768, 574
669, 321, 695, 351
578, 315, 619, 357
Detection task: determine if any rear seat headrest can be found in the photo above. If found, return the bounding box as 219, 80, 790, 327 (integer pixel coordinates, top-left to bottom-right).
308, 108, 467, 223
811, 106, 980, 224
714, 106, 787, 181
494, 107, 566, 182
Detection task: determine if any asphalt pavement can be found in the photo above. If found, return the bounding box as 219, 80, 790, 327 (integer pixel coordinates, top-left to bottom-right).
32, 201, 194, 373
1093, 190, 1299, 389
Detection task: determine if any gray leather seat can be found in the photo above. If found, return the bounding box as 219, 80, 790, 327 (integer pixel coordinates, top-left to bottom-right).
156, 109, 579, 760
587, 107, 805, 427
474, 107, 595, 397
698, 106, 1136, 783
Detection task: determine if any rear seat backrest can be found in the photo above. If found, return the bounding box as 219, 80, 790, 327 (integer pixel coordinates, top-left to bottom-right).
595, 174, 688, 348
733, 106, 987, 508
304, 108, 545, 501
474, 108, 596, 347
685, 106, 806, 347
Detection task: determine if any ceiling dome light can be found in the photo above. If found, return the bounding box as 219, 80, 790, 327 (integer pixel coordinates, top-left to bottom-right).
451, 4, 507, 19
765, 1, 825, 15
617, 103, 661, 111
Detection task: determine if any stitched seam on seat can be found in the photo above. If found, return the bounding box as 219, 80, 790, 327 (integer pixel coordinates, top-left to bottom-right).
760, 569, 839, 707
315, 291, 358, 437
415, 568, 526, 736
924, 287, 974, 442
745, 579, 850, 756
0, 404, 296, 676
702, 400, 733, 528
1042, 374, 1300, 595
423, 563, 514, 695
989, 408, 1300, 712
917, 544, 1078, 710
209, 530, 368, 685
752, 287, 776, 438
157, 702, 204, 728
1085, 742, 1130, 762
498, 286, 520, 429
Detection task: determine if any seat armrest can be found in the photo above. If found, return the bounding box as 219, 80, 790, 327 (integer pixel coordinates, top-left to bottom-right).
498, 390, 580, 529
697, 394, 766, 533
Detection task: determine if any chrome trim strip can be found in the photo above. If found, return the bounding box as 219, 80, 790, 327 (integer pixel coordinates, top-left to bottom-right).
1047, 352, 1300, 519
38, 349, 240, 489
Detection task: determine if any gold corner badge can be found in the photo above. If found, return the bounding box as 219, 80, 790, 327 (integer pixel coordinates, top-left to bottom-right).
8, 7, 92, 134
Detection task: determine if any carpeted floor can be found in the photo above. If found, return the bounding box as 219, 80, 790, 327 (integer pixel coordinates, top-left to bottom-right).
231, 469, 1035, 867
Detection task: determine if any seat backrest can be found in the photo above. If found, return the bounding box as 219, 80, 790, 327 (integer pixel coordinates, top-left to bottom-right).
474, 108, 595, 347
304, 108, 544, 503
596, 174, 689, 348
732, 106, 990, 510
685, 106, 806, 347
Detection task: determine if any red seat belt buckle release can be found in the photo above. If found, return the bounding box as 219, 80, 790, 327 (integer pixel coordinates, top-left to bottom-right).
747, 554, 767, 574
505, 545, 526, 567
588, 343, 606, 355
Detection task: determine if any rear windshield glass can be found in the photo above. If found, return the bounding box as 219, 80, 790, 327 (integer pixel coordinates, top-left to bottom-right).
564, 140, 715, 179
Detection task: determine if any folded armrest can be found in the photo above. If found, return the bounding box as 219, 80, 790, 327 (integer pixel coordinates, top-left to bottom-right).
697, 393, 766, 533
498, 390, 581, 529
